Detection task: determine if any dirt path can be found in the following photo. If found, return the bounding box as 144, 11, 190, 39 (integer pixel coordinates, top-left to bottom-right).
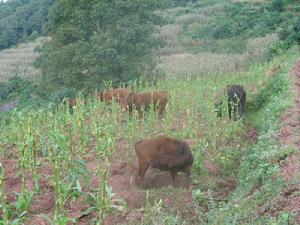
278, 59, 300, 222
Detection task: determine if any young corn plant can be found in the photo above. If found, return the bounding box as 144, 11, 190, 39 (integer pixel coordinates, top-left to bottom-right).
91, 116, 117, 225
0, 162, 30, 225
48, 120, 72, 225
27, 113, 39, 192
125, 114, 140, 169
9, 113, 35, 220
72, 93, 88, 155
52, 153, 69, 225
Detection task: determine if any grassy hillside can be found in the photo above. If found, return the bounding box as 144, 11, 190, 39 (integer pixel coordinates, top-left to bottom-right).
159, 0, 299, 54
157, 0, 299, 78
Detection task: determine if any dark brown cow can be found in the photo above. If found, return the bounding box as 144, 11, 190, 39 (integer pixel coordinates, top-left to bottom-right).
97, 88, 130, 103
120, 91, 168, 117
134, 135, 193, 187
227, 85, 246, 120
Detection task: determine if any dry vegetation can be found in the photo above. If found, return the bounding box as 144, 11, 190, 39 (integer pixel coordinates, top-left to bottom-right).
157, 53, 244, 78
157, 2, 279, 77
245, 33, 279, 63
0, 37, 48, 82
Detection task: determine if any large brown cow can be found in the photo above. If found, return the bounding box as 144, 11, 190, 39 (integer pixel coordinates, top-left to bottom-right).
134, 135, 193, 188
119, 91, 168, 117
97, 88, 130, 103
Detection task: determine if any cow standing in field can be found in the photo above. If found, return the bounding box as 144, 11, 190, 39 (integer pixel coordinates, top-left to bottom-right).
120, 91, 168, 117
134, 135, 193, 188
227, 85, 246, 120
97, 88, 130, 103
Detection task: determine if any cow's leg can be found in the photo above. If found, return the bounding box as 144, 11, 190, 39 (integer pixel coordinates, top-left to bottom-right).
135, 162, 150, 186
158, 101, 166, 118
185, 167, 191, 188
135, 104, 143, 118
138, 110, 143, 118
235, 103, 239, 120
170, 171, 177, 187
128, 104, 133, 116
238, 102, 243, 118
138, 162, 149, 178
239, 96, 245, 118
228, 101, 232, 120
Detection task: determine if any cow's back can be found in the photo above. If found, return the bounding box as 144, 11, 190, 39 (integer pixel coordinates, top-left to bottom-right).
135, 136, 179, 160
227, 85, 245, 101
98, 88, 129, 102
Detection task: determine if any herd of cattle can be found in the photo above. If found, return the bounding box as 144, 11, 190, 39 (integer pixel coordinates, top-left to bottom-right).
68, 85, 246, 188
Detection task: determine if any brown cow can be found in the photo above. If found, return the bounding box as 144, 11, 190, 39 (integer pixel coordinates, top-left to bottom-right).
120, 91, 168, 117
97, 88, 130, 103
134, 135, 193, 188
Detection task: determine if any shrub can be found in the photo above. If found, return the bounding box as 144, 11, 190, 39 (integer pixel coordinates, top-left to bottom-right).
245, 33, 279, 64
0, 77, 33, 102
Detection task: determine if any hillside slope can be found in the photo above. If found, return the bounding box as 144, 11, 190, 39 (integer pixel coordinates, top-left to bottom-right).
279, 59, 300, 223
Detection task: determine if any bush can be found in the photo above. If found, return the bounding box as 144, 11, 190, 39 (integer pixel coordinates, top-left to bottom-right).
268, 0, 284, 12
49, 87, 76, 105
0, 77, 33, 102
284, 17, 300, 44
29, 31, 39, 41
245, 33, 279, 64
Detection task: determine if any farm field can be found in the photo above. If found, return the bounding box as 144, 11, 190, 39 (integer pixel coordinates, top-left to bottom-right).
1, 0, 300, 224
1, 49, 299, 224
0, 38, 47, 82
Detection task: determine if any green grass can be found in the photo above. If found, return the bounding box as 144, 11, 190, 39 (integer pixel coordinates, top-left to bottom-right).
206, 49, 297, 225
159, 0, 298, 56
0, 0, 299, 224
0, 47, 298, 224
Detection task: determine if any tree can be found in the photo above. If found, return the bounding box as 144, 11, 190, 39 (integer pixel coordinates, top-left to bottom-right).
36, 0, 163, 93
0, 0, 53, 50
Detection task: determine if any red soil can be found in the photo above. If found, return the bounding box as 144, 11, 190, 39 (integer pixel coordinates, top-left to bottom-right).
2, 138, 196, 224
2, 131, 238, 224
278, 60, 300, 222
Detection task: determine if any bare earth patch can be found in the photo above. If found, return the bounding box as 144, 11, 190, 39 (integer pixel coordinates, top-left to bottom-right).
278, 59, 300, 222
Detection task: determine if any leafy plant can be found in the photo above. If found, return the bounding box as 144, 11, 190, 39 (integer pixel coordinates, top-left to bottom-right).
14, 190, 34, 218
